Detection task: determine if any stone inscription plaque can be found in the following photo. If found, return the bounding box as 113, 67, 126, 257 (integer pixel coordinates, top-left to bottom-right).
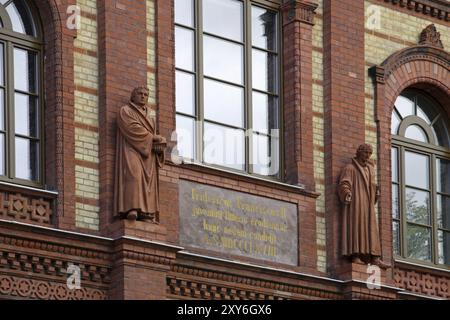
179, 180, 298, 266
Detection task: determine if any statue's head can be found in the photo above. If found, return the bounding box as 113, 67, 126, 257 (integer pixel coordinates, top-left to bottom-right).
356, 143, 373, 167
130, 86, 150, 107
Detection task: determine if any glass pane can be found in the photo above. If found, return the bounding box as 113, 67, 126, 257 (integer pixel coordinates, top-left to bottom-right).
407, 224, 431, 262
175, 0, 194, 27
405, 151, 429, 189
15, 93, 38, 137
405, 125, 428, 143
6, 0, 36, 36
433, 117, 450, 148
437, 195, 450, 230
391, 148, 398, 182
252, 49, 278, 93
204, 122, 244, 171
393, 221, 400, 256
252, 6, 277, 51
252, 92, 278, 134
394, 96, 414, 119
436, 158, 450, 194
405, 188, 430, 225
204, 79, 243, 128
252, 134, 279, 176
416, 107, 431, 124
176, 71, 195, 116
175, 27, 194, 71
203, 0, 243, 41
0, 43, 3, 86
203, 35, 243, 85
0, 89, 4, 131
438, 231, 450, 265
15, 137, 39, 181
14, 48, 37, 93
0, 133, 4, 175
392, 184, 399, 219
175, 115, 195, 160
391, 111, 400, 135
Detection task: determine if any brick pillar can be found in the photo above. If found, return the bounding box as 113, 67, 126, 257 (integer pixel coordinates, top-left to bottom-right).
109, 239, 181, 300
97, 0, 149, 235
323, 0, 388, 286
282, 0, 318, 191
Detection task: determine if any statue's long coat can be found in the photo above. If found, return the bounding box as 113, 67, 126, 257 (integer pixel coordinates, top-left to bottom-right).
338, 159, 381, 257
114, 101, 164, 216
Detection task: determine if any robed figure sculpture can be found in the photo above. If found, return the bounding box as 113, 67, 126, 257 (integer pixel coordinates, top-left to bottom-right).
114, 86, 166, 222
338, 144, 389, 268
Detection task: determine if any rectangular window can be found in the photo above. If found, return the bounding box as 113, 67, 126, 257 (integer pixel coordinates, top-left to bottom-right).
175, 0, 281, 178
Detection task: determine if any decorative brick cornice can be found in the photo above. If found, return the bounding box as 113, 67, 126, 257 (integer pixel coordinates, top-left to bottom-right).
379, 0, 450, 21
282, 0, 319, 25
170, 264, 341, 299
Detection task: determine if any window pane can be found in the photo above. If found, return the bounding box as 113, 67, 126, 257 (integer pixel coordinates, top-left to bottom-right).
391, 111, 400, 135
15, 137, 39, 181
204, 122, 244, 171
0, 43, 4, 86
252, 49, 277, 93
0, 89, 4, 131
175, 115, 195, 160
406, 188, 430, 225
6, 0, 35, 35
437, 195, 450, 230
14, 48, 37, 93
433, 117, 450, 148
203, 35, 243, 85
175, 27, 194, 71
438, 231, 450, 265
175, 0, 194, 27
405, 125, 428, 143
176, 71, 195, 116
0, 133, 4, 175
407, 224, 431, 262
252, 6, 277, 51
252, 92, 278, 134
15, 93, 38, 137
436, 158, 450, 194
392, 184, 399, 219
252, 134, 279, 176
394, 96, 414, 118
204, 79, 243, 128
416, 106, 431, 124
393, 221, 400, 256
203, 0, 243, 41
391, 148, 398, 182
405, 151, 429, 189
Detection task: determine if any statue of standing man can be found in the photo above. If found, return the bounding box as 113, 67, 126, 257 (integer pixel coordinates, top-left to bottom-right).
114, 86, 166, 222
338, 144, 389, 268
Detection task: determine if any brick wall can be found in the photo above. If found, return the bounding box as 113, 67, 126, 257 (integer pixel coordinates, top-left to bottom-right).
74, 0, 100, 231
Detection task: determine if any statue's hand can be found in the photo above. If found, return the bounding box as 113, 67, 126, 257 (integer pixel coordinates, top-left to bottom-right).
345, 193, 352, 204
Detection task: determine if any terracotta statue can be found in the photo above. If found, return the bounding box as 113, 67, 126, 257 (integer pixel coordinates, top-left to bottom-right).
338, 144, 389, 268
114, 86, 166, 222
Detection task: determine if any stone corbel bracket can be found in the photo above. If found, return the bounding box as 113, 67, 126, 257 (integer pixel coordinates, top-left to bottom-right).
282, 0, 319, 25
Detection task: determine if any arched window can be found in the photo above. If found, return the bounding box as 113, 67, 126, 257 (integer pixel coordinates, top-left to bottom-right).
392, 90, 450, 267
0, 0, 43, 186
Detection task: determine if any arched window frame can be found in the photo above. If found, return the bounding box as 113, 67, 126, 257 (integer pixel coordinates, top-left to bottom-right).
0, 0, 44, 188
392, 90, 450, 268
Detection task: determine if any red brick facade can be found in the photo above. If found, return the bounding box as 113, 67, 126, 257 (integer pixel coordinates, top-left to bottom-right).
0, 0, 448, 300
